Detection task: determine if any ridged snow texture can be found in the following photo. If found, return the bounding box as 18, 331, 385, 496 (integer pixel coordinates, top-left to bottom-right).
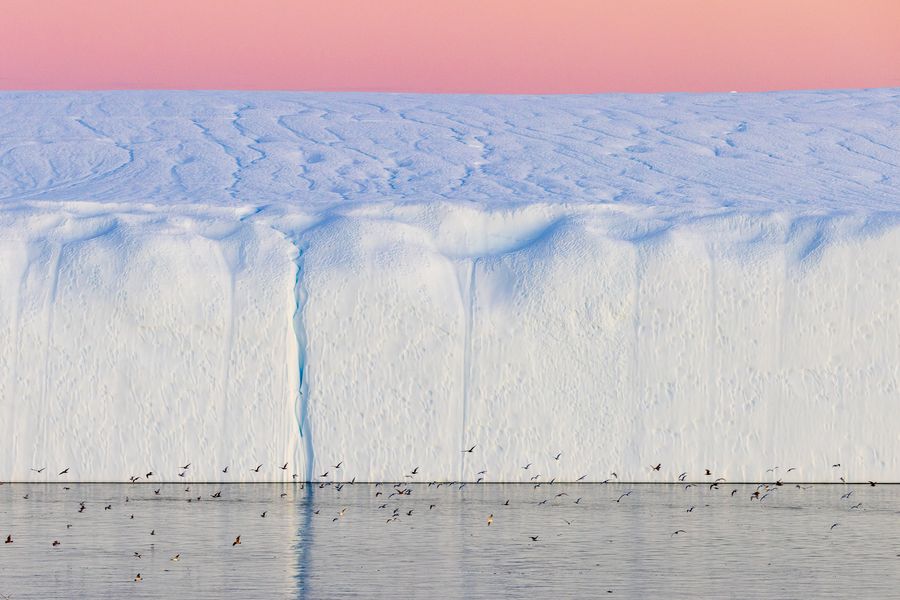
0, 90, 898, 482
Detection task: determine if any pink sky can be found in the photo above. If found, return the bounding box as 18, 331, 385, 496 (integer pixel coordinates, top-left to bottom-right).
2, 0, 899, 93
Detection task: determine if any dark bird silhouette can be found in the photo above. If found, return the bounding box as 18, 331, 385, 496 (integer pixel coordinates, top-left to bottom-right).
145, 472, 153, 478
232, 536, 241, 546
522, 463, 532, 470
319, 471, 329, 478
651, 464, 661, 471
411, 466, 419, 475
503, 499, 510, 506
222, 466, 229, 473
705, 469, 712, 476
52, 540, 60, 547
4, 535, 11, 544
134, 574, 141, 582
553, 453, 562, 460
576, 474, 587, 481
462, 445, 476, 453
686, 506, 695, 512
178, 472, 186, 478
333, 461, 343, 469
678, 472, 687, 481
529, 536, 539, 541
850, 503, 862, 509
731, 489, 738, 496
868, 481, 877, 487
58, 468, 69, 475
671, 530, 687, 536
211, 491, 221, 498
251, 464, 262, 473
260, 511, 267, 518
616, 491, 633, 503
841, 491, 853, 500
180, 463, 191, 470
154, 489, 160, 495
30, 467, 45, 473
830, 523, 839, 530
832, 464, 841, 468
280, 463, 288, 470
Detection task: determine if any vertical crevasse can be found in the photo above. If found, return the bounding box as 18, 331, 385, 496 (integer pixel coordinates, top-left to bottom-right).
288, 236, 315, 483
458, 258, 477, 480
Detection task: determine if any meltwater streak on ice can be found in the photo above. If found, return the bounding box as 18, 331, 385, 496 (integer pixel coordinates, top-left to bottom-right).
0, 90, 898, 483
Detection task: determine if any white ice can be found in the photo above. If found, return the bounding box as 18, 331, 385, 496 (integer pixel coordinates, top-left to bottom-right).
0, 90, 898, 482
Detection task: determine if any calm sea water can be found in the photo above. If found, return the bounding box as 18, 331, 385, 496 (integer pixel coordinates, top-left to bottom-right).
0, 482, 898, 599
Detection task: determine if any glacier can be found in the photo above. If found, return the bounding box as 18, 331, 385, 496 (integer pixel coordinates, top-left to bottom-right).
0, 90, 898, 483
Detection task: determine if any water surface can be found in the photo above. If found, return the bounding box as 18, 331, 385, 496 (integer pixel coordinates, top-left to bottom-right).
1, 483, 898, 598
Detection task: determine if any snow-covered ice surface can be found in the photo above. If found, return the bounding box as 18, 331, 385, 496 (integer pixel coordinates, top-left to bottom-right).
0, 90, 898, 483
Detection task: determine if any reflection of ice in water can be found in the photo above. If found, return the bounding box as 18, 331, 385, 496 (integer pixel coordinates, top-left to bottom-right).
0, 483, 898, 598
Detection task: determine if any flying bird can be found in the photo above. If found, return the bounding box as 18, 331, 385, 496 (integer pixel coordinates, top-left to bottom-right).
616, 491, 633, 503
232, 536, 241, 546
462, 445, 477, 453
58, 468, 69, 475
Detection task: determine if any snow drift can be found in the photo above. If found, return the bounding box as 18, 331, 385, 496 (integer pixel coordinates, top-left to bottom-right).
0, 90, 898, 482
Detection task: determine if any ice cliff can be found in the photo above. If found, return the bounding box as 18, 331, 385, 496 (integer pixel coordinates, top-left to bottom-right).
0, 90, 897, 482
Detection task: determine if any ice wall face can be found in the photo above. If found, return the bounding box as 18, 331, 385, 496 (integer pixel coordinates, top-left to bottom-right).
0, 90, 898, 482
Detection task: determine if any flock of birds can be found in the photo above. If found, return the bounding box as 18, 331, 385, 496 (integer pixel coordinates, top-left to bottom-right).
0, 448, 887, 587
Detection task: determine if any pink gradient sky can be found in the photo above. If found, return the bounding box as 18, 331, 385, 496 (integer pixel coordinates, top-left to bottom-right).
2, 0, 899, 93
